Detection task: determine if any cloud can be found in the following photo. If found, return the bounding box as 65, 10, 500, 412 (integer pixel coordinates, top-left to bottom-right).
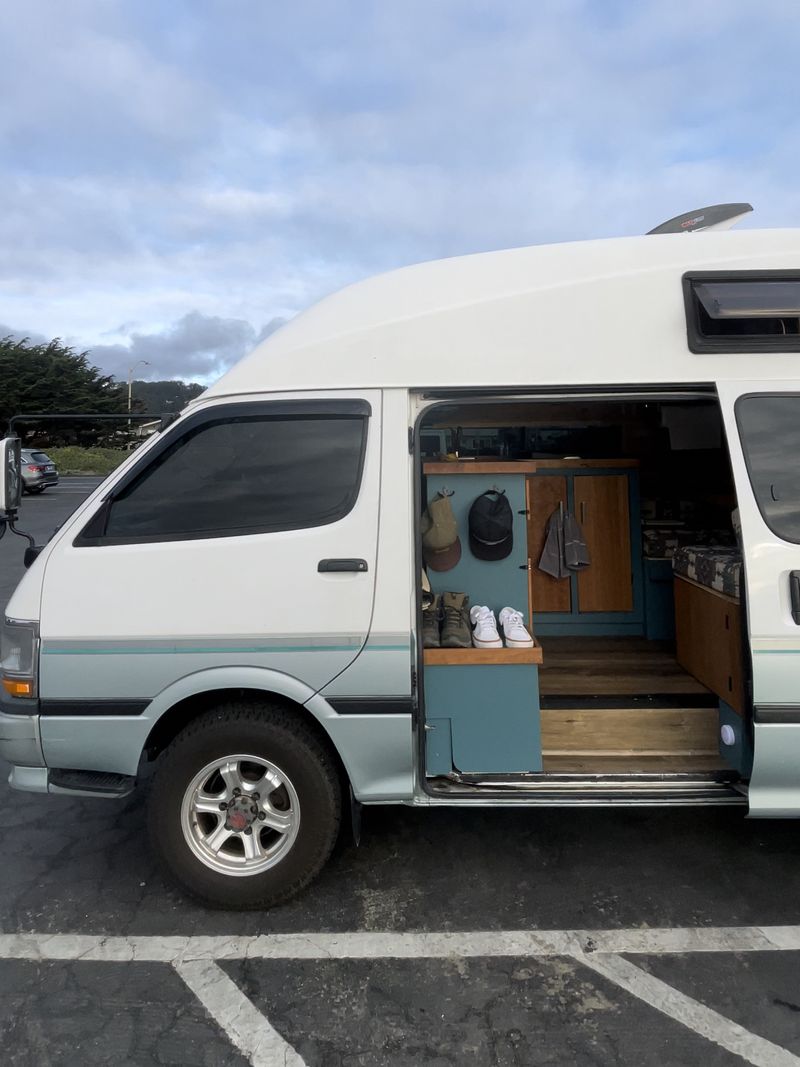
0, 323, 48, 347
1, 1, 799, 380
88, 311, 289, 381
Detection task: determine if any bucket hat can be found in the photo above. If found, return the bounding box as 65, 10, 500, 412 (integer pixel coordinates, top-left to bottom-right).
421, 492, 462, 571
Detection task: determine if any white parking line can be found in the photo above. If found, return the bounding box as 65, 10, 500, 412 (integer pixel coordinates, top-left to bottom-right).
176, 959, 306, 1067
2, 924, 800, 961
3, 926, 800, 1067
581, 953, 800, 1067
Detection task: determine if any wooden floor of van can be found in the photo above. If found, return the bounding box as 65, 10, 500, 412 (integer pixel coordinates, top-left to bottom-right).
538, 636, 709, 697
538, 637, 727, 774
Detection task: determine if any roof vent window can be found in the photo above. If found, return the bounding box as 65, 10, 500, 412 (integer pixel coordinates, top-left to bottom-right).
684, 272, 800, 352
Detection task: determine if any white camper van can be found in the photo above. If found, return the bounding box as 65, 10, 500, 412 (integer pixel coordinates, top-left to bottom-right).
3, 222, 800, 909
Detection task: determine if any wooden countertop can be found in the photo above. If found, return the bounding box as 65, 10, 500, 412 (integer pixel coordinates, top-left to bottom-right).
423, 458, 639, 474
424, 646, 543, 665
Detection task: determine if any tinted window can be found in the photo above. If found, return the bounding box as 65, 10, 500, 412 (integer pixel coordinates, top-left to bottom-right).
29, 452, 51, 463
737, 395, 800, 542
99, 413, 367, 541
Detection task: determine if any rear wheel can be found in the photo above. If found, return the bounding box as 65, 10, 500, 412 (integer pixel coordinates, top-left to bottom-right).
147, 702, 342, 909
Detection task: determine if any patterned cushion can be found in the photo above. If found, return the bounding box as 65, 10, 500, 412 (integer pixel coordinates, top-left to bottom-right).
672, 545, 742, 599
642, 527, 736, 559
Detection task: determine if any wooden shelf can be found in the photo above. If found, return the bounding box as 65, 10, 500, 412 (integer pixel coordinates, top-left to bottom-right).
532, 458, 639, 469
423, 461, 538, 474
424, 646, 542, 665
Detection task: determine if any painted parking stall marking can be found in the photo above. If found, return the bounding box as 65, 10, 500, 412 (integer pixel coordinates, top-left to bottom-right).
5, 925, 800, 1066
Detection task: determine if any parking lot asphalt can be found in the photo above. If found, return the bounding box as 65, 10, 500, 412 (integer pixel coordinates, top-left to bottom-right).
2, 479, 800, 1066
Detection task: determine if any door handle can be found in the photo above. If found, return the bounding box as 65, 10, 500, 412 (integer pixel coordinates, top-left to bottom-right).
790, 571, 800, 624
318, 558, 368, 573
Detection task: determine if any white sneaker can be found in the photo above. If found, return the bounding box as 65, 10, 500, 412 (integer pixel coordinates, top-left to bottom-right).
469, 605, 502, 648
498, 607, 534, 648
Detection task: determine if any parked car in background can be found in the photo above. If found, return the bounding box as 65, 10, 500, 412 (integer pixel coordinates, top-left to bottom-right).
20, 449, 59, 494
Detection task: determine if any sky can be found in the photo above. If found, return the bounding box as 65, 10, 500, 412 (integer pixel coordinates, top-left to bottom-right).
2, 0, 800, 385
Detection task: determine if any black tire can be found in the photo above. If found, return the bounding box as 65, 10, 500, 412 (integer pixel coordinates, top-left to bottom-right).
27, 486, 44, 494
147, 702, 342, 909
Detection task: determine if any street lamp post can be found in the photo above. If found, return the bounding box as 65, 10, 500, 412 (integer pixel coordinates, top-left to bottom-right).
127, 360, 151, 427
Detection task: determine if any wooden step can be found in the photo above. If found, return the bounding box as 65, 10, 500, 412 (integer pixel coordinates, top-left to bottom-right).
542, 754, 729, 774
540, 706, 719, 756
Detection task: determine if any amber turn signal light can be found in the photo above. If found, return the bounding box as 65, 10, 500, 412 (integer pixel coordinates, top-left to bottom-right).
2, 678, 33, 697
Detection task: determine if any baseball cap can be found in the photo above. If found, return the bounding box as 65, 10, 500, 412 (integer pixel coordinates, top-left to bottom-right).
421, 492, 462, 571
468, 489, 513, 561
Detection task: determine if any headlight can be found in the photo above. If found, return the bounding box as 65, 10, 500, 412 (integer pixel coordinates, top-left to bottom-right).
1, 617, 39, 698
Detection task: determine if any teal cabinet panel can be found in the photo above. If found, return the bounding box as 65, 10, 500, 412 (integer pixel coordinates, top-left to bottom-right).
426, 473, 528, 613
425, 663, 542, 774
644, 557, 676, 641
425, 717, 453, 775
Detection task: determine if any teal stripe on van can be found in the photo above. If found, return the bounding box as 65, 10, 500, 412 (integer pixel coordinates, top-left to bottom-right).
41, 634, 410, 656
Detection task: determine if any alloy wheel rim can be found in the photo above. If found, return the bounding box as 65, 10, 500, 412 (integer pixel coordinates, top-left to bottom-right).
179, 754, 300, 877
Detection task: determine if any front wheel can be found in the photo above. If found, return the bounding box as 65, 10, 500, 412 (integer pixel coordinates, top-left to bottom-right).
147, 702, 342, 909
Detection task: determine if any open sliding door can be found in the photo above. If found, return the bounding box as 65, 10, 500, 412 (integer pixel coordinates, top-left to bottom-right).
718, 380, 800, 816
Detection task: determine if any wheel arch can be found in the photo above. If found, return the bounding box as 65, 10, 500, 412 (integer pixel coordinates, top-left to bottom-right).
142, 668, 349, 790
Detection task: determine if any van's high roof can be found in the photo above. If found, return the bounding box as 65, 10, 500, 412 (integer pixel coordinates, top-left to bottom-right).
204, 229, 800, 398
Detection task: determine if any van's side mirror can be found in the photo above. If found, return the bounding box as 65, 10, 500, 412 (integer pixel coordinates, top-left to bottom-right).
23, 545, 43, 568
0, 436, 22, 516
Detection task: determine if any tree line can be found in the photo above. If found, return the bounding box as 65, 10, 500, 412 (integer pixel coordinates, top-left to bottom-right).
0, 335, 202, 445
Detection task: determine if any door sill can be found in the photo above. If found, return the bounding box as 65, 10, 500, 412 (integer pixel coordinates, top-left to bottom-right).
425, 771, 746, 805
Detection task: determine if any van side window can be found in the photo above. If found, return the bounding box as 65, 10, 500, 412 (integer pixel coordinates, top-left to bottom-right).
81, 408, 368, 544
736, 394, 800, 543
684, 273, 800, 353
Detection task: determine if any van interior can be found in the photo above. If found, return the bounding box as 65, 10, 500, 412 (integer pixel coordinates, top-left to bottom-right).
416, 392, 750, 799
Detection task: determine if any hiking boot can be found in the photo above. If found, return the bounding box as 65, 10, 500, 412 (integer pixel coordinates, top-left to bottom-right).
422, 594, 442, 648
441, 592, 471, 648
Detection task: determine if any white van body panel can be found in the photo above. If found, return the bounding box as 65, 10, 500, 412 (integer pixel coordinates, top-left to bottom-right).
319, 388, 415, 702
38, 390, 381, 683
201, 231, 800, 397
717, 380, 800, 816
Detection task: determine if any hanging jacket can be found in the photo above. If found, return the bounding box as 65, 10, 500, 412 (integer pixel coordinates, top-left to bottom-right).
564, 511, 590, 570
538, 509, 569, 579
538, 507, 590, 578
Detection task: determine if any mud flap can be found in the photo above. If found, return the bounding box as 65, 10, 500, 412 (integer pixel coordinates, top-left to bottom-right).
349, 785, 362, 846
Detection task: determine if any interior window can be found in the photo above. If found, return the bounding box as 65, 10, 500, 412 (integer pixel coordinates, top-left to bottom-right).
96, 413, 366, 542
737, 394, 800, 543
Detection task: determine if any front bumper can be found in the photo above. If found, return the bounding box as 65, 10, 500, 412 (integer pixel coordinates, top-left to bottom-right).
0, 707, 45, 769
24, 473, 59, 489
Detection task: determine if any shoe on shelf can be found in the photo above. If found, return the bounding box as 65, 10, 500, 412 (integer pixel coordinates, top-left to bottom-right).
469, 605, 503, 649
440, 592, 472, 648
498, 606, 534, 648
422, 593, 442, 648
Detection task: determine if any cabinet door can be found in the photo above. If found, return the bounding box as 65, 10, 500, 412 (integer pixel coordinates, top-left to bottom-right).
574, 474, 632, 612
526, 476, 571, 613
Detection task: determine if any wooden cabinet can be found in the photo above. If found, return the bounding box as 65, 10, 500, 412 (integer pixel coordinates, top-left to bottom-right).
526, 461, 642, 635
526, 475, 571, 613
574, 474, 633, 613
674, 575, 744, 714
